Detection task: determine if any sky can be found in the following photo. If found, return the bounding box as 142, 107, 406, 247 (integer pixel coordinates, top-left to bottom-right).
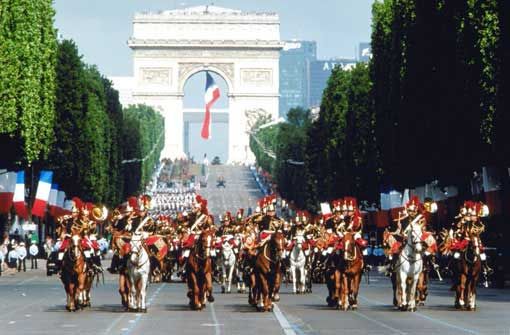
53, 0, 376, 76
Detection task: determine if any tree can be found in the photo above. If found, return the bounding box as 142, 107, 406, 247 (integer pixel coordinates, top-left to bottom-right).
47, 39, 86, 198
122, 105, 165, 197
0, 0, 57, 166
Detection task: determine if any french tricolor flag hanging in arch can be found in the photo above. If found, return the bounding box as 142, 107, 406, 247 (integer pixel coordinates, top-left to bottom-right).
201, 71, 221, 140
32, 170, 53, 218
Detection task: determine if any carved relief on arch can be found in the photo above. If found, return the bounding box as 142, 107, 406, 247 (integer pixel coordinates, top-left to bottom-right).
178, 62, 234, 91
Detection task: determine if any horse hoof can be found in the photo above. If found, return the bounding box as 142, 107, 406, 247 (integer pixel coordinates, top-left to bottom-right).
141, 308, 147, 313
399, 306, 407, 312
208, 295, 215, 303
221, 287, 225, 294
351, 305, 358, 311
409, 307, 416, 312
273, 294, 280, 302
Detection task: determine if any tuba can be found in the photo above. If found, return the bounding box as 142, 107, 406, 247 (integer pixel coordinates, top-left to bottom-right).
92, 205, 109, 222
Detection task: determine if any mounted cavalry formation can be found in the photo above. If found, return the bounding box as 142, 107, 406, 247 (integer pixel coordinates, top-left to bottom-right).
53, 191, 492, 313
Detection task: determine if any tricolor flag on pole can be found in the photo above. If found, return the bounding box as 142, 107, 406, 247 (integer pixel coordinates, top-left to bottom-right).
0, 171, 17, 214
48, 184, 58, 216
13, 171, 28, 219
32, 170, 53, 218
56, 190, 66, 216
201, 71, 221, 140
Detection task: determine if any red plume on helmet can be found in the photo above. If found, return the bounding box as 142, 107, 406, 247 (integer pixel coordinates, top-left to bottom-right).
344, 197, 357, 211
128, 196, 139, 212
406, 196, 421, 210
71, 197, 84, 214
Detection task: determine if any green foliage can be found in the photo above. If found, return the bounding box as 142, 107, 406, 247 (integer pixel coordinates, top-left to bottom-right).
0, 0, 57, 164
122, 104, 165, 197
249, 117, 279, 175
274, 108, 310, 208
370, 0, 505, 194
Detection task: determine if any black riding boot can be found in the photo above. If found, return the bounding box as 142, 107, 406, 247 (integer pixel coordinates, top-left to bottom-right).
108, 253, 119, 274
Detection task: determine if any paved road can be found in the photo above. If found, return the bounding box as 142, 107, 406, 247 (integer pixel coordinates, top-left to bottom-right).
198, 165, 262, 218
1, 267, 509, 335
1, 166, 509, 334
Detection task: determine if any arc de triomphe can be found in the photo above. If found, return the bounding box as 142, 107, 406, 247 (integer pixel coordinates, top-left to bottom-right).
111, 5, 282, 163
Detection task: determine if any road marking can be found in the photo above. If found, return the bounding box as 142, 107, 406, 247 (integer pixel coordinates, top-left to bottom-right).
310, 294, 406, 335
359, 295, 481, 335
8, 321, 15, 325
413, 312, 481, 335
273, 304, 297, 335
16, 276, 38, 286
352, 310, 407, 335
122, 283, 166, 335
210, 302, 222, 335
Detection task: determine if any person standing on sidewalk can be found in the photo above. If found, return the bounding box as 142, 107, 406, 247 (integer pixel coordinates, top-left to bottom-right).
17, 242, 27, 272
29, 241, 39, 269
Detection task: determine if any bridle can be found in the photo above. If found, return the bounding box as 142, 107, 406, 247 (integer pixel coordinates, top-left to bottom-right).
343, 234, 358, 262
194, 232, 213, 261
129, 237, 149, 269
263, 234, 284, 264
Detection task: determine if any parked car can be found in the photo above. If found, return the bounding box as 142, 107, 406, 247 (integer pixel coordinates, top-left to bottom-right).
212, 156, 221, 165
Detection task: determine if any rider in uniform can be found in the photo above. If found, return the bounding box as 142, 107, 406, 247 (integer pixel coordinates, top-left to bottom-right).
257, 196, 283, 245
448, 201, 492, 287
384, 196, 423, 275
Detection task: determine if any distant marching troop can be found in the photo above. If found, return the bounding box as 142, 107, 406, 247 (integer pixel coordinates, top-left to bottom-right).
53, 193, 491, 313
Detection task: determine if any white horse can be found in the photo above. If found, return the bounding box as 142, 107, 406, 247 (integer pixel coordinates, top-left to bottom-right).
396, 222, 423, 312
220, 236, 237, 294
127, 233, 151, 313
290, 235, 308, 294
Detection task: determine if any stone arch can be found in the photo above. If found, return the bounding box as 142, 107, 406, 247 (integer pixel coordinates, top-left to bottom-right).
179, 64, 234, 94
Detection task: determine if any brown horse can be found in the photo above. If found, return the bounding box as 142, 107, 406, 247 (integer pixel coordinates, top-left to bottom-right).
61, 235, 88, 311
111, 232, 131, 309
454, 237, 482, 311
335, 232, 364, 311
186, 229, 215, 310
254, 231, 285, 312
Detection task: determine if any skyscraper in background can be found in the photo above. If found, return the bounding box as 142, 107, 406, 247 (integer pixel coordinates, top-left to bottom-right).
358, 42, 372, 62
309, 59, 357, 108
279, 40, 317, 118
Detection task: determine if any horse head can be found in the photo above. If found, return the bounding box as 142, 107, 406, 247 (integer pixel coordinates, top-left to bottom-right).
405, 222, 423, 253
271, 231, 286, 261
70, 235, 82, 261
130, 233, 144, 263
199, 229, 214, 258
343, 232, 357, 261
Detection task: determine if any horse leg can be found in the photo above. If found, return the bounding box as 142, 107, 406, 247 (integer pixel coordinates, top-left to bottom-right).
456, 273, 467, 309
273, 270, 281, 302
300, 266, 306, 294
416, 272, 424, 306
391, 272, 398, 307
260, 275, 271, 312
191, 273, 201, 310
291, 265, 297, 294
119, 274, 129, 309
351, 272, 362, 310
408, 277, 418, 312
227, 264, 235, 293
206, 269, 215, 303
221, 263, 226, 294
397, 272, 406, 311
77, 272, 86, 309
341, 273, 349, 311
